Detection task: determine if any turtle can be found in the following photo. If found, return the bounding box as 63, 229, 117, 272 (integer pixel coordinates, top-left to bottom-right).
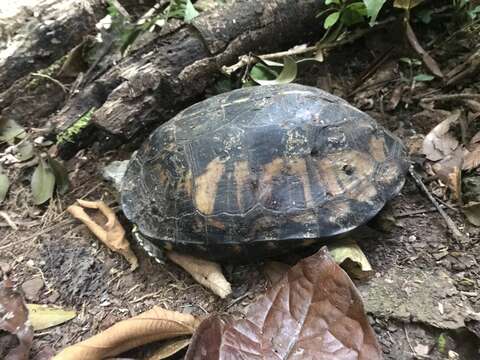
121, 83, 408, 263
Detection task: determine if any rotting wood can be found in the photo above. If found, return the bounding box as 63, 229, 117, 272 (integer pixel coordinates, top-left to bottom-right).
51, 0, 328, 156
0, 0, 105, 94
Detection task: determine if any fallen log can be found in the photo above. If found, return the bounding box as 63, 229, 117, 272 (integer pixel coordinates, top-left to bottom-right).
52, 0, 327, 155
0, 0, 105, 94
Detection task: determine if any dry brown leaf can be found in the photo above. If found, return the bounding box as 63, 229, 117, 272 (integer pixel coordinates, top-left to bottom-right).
432, 148, 463, 201
471, 131, 480, 144
0, 278, 34, 360
54, 307, 200, 360
167, 251, 232, 298
422, 110, 460, 161
263, 261, 290, 286
463, 143, 480, 171
146, 337, 191, 360
405, 21, 443, 78
185, 247, 382, 360
67, 199, 138, 270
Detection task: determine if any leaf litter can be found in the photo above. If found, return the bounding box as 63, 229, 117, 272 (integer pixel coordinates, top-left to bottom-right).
0, 278, 34, 360
185, 247, 382, 359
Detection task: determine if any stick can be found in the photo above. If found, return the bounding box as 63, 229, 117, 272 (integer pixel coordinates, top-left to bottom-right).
409, 166, 467, 244
422, 93, 480, 102
222, 17, 396, 75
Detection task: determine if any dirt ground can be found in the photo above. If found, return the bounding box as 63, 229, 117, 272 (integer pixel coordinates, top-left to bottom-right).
1, 19, 480, 360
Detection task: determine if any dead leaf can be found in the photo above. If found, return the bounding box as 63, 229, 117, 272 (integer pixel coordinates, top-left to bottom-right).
329, 240, 374, 279
0, 278, 34, 360
422, 110, 461, 161
167, 251, 232, 298
471, 131, 480, 144
463, 143, 480, 171
54, 307, 200, 360
405, 21, 443, 78
67, 199, 138, 270
463, 202, 480, 226
431, 147, 463, 201
185, 247, 382, 359
27, 304, 76, 331
146, 337, 191, 360
263, 261, 290, 286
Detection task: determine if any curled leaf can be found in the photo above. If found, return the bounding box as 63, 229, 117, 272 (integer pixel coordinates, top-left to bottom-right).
31, 157, 56, 205
329, 239, 374, 279
167, 251, 232, 298
67, 199, 139, 270
54, 307, 200, 360
0, 278, 34, 360
422, 110, 460, 161
147, 337, 191, 360
186, 247, 382, 359
251, 56, 297, 85
405, 21, 443, 78
27, 304, 76, 331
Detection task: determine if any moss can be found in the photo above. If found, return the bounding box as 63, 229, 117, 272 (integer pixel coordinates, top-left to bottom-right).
56, 107, 95, 145
26, 55, 67, 91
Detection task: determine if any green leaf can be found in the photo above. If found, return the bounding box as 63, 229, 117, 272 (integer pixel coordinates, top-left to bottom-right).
15, 140, 35, 162
325, 0, 341, 4
249, 63, 278, 82
323, 11, 340, 29
414, 73, 434, 82
27, 304, 76, 331
416, 9, 433, 24
342, 3, 367, 26
0, 119, 26, 144
0, 166, 9, 203
47, 156, 70, 195
184, 0, 199, 23
31, 157, 56, 205
250, 57, 297, 86
363, 0, 386, 26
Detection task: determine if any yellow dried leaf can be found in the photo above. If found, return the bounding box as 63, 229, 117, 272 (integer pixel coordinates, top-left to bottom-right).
54, 307, 200, 360
329, 240, 373, 279
167, 251, 232, 298
67, 199, 138, 270
27, 304, 76, 331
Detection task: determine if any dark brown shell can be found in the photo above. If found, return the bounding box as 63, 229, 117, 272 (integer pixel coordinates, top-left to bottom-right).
121, 84, 408, 261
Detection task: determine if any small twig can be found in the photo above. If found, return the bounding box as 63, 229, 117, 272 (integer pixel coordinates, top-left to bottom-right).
404, 325, 431, 359
395, 207, 438, 218
31, 73, 69, 93
422, 93, 480, 102
222, 17, 396, 75
409, 166, 467, 244
0, 211, 18, 230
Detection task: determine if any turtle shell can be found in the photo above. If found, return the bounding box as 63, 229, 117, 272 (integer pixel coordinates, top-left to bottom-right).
121, 84, 408, 261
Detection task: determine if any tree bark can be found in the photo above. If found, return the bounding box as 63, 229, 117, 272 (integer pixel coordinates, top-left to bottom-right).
51, 0, 326, 154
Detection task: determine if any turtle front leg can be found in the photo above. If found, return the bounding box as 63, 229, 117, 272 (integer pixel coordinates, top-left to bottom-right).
133, 227, 167, 264
133, 228, 232, 298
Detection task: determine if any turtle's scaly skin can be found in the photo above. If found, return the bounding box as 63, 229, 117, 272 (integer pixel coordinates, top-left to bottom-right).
121, 84, 408, 261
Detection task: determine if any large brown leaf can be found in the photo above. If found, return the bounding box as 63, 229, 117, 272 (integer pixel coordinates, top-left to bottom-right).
185, 247, 382, 360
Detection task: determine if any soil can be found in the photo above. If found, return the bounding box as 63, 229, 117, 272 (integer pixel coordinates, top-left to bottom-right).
1, 14, 480, 360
